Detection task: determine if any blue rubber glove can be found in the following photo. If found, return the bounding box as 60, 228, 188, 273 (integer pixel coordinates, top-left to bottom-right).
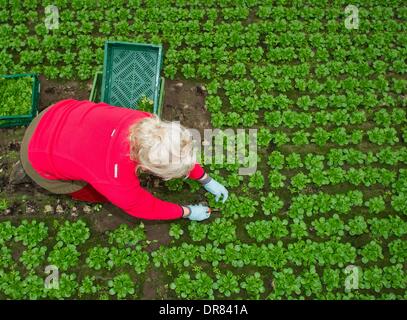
184, 205, 210, 221
204, 178, 229, 203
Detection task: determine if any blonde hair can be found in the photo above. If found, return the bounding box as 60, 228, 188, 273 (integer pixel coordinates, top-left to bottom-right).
128, 115, 196, 180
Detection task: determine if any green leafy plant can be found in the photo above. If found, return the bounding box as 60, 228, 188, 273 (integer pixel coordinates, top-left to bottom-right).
345, 216, 368, 236
21, 272, 46, 300
46, 273, 78, 299
136, 96, 154, 112
15, 220, 48, 248
0, 199, 8, 212
208, 218, 236, 244
364, 196, 386, 214
311, 214, 345, 238
260, 192, 284, 215
47, 243, 80, 271
169, 224, 184, 240
359, 240, 384, 264
0, 246, 13, 269
286, 153, 303, 169
170, 271, 215, 299
188, 222, 208, 242
388, 240, 406, 263
0, 76, 33, 116
268, 170, 286, 189
248, 171, 264, 190
213, 271, 240, 297
268, 151, 285, 169
108, 224, 146, 247
108, 273, 135, 299
290, 220, 309, 239
86, 246, 109, 270
127, 249, 149, 274
55, 220, 90, 246
79, 276, 99, 297
241, 272, 265, 299
0, 221, 15, 244
19, 246, 47, 269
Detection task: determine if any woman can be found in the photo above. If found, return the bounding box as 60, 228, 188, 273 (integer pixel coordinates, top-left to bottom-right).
20, 99, 228, 221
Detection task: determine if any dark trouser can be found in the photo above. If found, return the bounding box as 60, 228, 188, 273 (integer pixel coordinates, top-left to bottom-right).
20, 106, 109, 203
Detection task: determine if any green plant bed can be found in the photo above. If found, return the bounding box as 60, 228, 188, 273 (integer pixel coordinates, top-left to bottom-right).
0, 74, 39, 128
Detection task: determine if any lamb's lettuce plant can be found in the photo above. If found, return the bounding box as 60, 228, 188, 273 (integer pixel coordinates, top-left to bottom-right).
19, 246, 47, 270
46, 273, 78, 299
108, 273, 135, 299
169, 224, 184, 240
213, 271, 240, 297
0, 246, 13, 269
0, 76, 33, 117
21, 272, 46, 300
345, 216, 368, 236
47, 243, 80, 271
248, 171, 264, 190
55, 220, 90, 246
86, 246, 109, 270
79, 276, 99, 297
188, 222, 208, 242
359, 240, 384, 264
388, 240, 407, 263
108, 224, 146, 247
0, 221, 15, 244
127, 249, 149, 274
260, 192, 284, 215
241, 272, 265, 299
170, 271, 215, 299
208, 218, 236, 244
15, 220, 48, 248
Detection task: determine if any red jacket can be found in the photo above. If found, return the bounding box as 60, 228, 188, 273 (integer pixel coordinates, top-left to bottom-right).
28, 99, 205, 220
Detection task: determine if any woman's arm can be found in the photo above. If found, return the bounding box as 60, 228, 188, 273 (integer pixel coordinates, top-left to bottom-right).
187, 163, 205, 180
94, 181, 186, 220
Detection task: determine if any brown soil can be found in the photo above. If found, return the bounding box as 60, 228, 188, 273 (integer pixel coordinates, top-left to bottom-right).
162, 79, 212, 135
89, 203, 136, 233
38, 75, 93, 111
142, 268, 169, 300
143, 221, 171, 252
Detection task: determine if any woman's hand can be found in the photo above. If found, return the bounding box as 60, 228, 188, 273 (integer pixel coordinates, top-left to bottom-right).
182, 205, 210, 221
199, 174, 229, 203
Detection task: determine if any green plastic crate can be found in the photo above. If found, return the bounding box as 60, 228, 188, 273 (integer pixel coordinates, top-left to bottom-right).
157, 76, 165, 117
91, 72, 165, 115
0, 73, 40, 128
89, 71, 102, 102
101, 41, 164, 115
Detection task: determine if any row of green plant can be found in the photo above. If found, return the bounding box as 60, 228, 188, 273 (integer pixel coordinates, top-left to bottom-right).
244, 215, 407, 242
266, 148, 407, 170
0, 270, 138, 300
152, 235, 407, 270
0, 220, 149, 299
170, 262, 406, 300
